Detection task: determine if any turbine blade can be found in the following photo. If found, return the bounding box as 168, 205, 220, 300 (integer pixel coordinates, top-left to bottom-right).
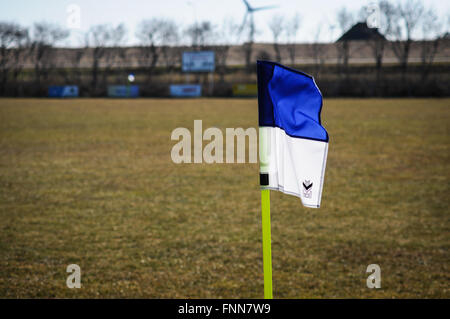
252, 5, 278, 12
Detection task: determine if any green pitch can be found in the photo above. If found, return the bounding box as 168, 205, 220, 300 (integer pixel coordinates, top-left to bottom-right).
0, 98, 448, 298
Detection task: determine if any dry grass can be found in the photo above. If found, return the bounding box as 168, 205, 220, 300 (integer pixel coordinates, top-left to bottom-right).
0, 98, 448, 298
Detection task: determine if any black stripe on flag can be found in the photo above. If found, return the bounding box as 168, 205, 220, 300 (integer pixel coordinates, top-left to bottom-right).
260, 173, 269, 186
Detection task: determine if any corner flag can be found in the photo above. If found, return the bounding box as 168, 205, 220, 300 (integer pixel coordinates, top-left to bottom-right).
257, 60, 329, 208
257, 61, 329, 298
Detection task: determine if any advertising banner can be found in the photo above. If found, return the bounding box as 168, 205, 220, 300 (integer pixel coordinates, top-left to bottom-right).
169, 84, 202, 97
48, 85, 79, 97
232, 84, 257, 97
107, 85, 139, 98
182, 51, 215, 73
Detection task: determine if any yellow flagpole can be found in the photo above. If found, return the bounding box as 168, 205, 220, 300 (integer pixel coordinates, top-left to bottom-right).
261, 188, 273, 299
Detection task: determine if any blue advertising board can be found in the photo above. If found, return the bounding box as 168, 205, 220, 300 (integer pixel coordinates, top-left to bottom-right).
169, 84, 202, 97
182, 51, 215, 73
107, 85, 139, 98
48, 85, 79, 97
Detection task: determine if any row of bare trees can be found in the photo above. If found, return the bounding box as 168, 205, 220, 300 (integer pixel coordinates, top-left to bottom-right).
332, 0, 448, 94
0, 18, 243, 95
0, 22, 28, 95
0, 0, 448, 96
265, 1, 447, 77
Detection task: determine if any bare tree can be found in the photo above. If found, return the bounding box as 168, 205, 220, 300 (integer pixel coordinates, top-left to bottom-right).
10, 27, 29, 96
136, 19, 180, 83
364, 2, 395, 67
336, 8, 355, 76
241, 40, 254, 72
103, 25, 127, 85
0, 22, 28, 95
185, 21, 216, 50
360, 1, 396, 95
85, 24, 126, 94
388, 0, 425, 80
184, 21, 217, 88
268, 14, 285, 63
68, 48, 85, 87
136, 19, 163, 82
214, 18, 240, 82
310, 26, 326, 77
238, 19, 259, 72
159, 20, 180, 74
285, 13, 301, 65
419, 8, 444, 81
30, 22, 69, 93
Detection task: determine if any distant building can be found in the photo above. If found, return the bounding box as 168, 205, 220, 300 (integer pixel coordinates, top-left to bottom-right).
337, 22, 386, 42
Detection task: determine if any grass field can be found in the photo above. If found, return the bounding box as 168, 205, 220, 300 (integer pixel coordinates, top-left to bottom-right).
0, 98, 448, 298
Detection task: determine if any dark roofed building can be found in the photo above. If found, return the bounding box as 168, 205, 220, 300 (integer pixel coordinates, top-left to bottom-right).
337, 22, 386, 42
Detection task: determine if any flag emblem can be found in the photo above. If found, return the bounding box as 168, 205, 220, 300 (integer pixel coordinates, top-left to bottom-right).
302, 180, 313, 198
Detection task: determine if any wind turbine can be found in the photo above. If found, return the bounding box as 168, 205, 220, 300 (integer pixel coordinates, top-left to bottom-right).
238, 0, 278, 44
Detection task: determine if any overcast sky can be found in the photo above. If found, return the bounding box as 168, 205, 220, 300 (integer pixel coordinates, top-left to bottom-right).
1, 0, 449, 46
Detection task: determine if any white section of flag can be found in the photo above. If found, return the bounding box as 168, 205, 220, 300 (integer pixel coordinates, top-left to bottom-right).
260, 126, 328, 208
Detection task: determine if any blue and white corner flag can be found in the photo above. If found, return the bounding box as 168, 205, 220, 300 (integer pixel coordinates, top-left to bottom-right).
257, 61, 329, 208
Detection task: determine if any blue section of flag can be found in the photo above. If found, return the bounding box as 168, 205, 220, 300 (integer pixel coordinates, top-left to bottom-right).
257, 61, 328, 142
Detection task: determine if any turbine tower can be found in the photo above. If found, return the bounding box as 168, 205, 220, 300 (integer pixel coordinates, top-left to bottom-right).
239, 0, 277, 69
